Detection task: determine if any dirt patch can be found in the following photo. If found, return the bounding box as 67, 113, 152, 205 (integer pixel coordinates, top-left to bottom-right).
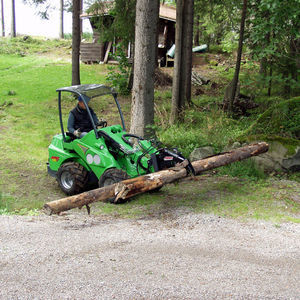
154, 68, 172, 87
0, 126, 8, 133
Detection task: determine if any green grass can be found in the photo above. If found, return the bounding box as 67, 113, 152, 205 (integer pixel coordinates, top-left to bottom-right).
0, 40, 299, 223
91, 176, 299, 223
0, 54, 107, 162
0, 53, 109, 212
154, 93, 255, 156
0, 36, 71, 56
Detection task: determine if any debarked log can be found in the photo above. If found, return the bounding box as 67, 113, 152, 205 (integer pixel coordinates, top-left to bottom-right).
44, 142, 269, 215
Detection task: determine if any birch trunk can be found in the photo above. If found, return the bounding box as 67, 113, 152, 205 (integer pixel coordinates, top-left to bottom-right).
1, 0, 5, 37
59, 0, 64, 39
11, 0, 16, 38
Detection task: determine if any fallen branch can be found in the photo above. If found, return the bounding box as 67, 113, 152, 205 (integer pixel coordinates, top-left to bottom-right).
44, 142, 268, 215
192, 71, 210, 86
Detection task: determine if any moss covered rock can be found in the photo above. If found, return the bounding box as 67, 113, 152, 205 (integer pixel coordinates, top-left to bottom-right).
235, 98, 300, 172
244, 97, 300, 140
242, 135, 300, 172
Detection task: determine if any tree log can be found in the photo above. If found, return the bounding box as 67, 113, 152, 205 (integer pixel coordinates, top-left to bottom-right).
192, 71, 210, 86
44, 142, 268, 215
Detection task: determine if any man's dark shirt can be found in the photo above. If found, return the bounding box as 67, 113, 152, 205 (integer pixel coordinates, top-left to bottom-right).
67, 105, 99, 134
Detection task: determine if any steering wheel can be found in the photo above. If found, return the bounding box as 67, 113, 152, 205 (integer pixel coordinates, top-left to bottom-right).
97, 120, 107, 128
122, 133, 145, 149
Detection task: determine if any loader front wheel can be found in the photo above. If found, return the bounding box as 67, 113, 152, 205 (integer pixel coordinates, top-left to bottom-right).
57, 162, 88, 196
98, 168, 129, 203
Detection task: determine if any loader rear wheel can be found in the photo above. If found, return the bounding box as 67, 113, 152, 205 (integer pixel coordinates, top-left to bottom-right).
57, 162, 88, 196
98, 168, 129, 203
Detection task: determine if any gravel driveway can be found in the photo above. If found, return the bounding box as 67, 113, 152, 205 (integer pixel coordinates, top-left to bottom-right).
0, 212, 299, 299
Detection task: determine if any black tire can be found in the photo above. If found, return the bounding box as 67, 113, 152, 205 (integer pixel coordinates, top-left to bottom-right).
57, 162, 88, 196
98, 168, 129, 203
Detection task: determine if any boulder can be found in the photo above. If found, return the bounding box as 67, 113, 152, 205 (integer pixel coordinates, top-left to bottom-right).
250, 139, 300, 173
190, 146, 215, 162
282, 147, 300, 171
222, 141, 242, 152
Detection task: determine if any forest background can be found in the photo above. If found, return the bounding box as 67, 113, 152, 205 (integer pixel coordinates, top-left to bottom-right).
0, 0, 299, 222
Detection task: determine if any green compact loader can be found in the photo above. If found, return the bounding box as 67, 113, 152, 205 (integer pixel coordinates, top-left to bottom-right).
47, 84, 194, 200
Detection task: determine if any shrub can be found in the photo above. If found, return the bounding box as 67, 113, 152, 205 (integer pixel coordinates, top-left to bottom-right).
244, 97, 300, 139
105, 45, 132, 95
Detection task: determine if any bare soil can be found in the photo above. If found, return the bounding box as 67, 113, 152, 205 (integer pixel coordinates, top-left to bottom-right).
1, 212, 299, 299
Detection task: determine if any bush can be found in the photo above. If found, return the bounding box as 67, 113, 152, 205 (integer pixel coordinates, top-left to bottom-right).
244, 97, 300, 139
105, 45, 131, 95
0, 36, 71, 56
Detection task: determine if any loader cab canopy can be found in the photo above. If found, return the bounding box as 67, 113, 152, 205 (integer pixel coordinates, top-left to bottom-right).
56, 84, 126, 141
56, 84, 117, 99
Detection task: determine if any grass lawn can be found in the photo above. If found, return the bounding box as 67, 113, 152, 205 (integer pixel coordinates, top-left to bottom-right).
0, 49, 299, 223
0, 53, 108, 211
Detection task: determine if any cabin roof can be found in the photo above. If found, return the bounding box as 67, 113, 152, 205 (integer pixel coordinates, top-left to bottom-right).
81, 3, 176, 22
159, 4, 176, 22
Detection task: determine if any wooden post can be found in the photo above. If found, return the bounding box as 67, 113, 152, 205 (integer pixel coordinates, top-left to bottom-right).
44, 142, 269, 215
103, 41, 112, 64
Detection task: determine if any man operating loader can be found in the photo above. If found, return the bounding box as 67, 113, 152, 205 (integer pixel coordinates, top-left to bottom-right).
67, 96, 100, 138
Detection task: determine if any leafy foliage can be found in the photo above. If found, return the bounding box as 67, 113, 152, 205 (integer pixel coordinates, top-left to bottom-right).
247, 0, 300, 96
106, 44, 132, 95
244, 97, 300, 139
194, 0, 240, 49
154, 93, 251, 156
87, 0, 136, 45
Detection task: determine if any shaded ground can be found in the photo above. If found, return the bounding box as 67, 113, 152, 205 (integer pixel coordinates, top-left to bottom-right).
0, 213, 299, 299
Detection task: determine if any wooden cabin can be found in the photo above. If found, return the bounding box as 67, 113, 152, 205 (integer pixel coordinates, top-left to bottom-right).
80, 4, 176, 66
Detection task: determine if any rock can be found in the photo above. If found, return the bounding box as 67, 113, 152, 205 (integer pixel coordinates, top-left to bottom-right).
8, 90, 16, 96
222, 138, 300, 173
251, 140, 300, 172
222, 142, 241, 152
282, 148, 300, 171
190, 146, 215, 162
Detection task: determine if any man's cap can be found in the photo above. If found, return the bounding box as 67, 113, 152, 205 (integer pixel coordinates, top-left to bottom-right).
78, 95, 90, 103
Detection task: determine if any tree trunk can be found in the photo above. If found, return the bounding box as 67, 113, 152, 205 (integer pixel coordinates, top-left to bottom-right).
259, 57, 267, 77
223, 0, 248, 114
283, 69, 291, 98
72, 0, 81, 85
194, 14, 200, 46
295, 39, 300, 72
155, 1, 160, 67
170, 0, 184, 123
130, 0, 159, 138
289, 38, 298, 84
11, 0, 16, 38
170, 0, 194, 123
59, 0, 64, 39
181, 0, 194, 107
79, 0, 83, 38
268, 62, 272, 97
1, 0, 5, 37
44, 142, 269, 215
